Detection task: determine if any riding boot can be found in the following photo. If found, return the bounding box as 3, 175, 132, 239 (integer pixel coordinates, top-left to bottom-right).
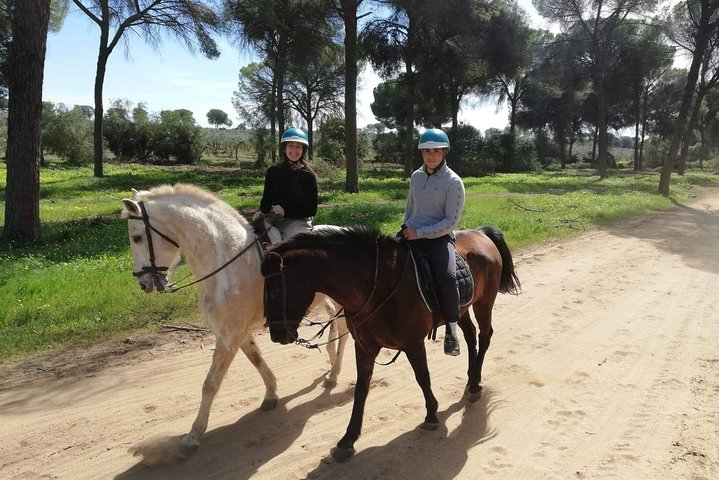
437, 283, 461, 356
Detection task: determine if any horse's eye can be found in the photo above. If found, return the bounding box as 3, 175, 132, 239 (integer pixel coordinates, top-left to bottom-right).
132, 235, 143, 244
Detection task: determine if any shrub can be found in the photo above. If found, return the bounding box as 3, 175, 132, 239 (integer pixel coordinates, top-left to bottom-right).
43, 106, 93, 165
448, 124, 494, 176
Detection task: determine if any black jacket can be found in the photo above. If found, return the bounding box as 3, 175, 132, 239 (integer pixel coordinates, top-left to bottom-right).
259, 162, 318, 219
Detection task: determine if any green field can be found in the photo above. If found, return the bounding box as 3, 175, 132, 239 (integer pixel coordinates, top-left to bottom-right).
1, 160, 717, 363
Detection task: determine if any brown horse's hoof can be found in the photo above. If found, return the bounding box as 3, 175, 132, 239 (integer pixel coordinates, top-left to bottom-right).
467, 385, 483, 403
420, 421, 440, 431
326, 446, 355, 463
260, 398, 278, 411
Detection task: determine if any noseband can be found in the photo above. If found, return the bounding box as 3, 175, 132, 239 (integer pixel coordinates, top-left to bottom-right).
128, 201, 179, 291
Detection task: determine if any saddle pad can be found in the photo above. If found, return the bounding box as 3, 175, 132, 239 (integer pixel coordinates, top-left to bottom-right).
410, 246, 474, 313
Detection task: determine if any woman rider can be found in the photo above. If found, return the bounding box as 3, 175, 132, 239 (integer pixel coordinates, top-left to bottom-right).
253, 127, 318, 240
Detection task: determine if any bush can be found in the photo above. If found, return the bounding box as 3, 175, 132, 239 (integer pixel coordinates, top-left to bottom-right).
643, 137, 669, 169
316, 117, 346, 167
448, 124, 495, 176
43, 106, 93, 165
104, 105, 151, 161
484, 132, 536, 173
372, 131, 404, 165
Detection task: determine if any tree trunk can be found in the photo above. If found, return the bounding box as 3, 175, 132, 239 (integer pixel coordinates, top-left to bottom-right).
270, 74, 277, 163
595, 72, 608, 178
633, 87, 640, 171
659, 1, 716, 195
341, 0, 360, 193
639, 88, 649, 170
4, 0, 51, 243
404, 76, 415, 178
592, 125, 598, 165
92, 49, 109, 178
509, 93, 518, 137
449, 80, 460, 141
276, 43, 288, 158
678, 91, 704, 175
305, 95, 314, 158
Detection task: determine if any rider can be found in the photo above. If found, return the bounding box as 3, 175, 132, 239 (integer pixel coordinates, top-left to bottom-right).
253, 127, 318, 240
399, 128, 465, 356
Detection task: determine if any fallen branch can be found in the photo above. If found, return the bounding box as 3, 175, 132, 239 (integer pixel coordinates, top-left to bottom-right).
161, 324, 208, 333
507, 197, 547, 212
553, 219, 586, 230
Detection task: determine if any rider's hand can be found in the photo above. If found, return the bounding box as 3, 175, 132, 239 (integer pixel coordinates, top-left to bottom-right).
252, 210, 263, 221
403, 228, 418, 240
271, 204, 285, 217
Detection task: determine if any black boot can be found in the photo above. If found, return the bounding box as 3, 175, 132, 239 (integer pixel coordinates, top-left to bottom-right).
444, 324, 460, 356
438, 283, 461, 356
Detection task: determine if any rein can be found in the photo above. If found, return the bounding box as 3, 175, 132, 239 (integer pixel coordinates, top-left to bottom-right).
267, 237, 410, 366
129, 200, 262, 293
344, 239, 411, 366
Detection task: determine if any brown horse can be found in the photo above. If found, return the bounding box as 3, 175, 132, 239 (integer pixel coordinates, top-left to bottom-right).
261, 225, 520, 462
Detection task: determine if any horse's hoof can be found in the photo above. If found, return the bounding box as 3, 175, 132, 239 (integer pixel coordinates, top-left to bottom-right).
420, 421, 440, 431
260, 398, 278, 411
328, 446, 355, 463
467, 385, 483, 403
178, 436, 199, 459
322, 378, 337, 389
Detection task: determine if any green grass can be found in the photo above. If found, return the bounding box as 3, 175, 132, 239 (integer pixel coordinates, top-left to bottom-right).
1, 160, 717, 363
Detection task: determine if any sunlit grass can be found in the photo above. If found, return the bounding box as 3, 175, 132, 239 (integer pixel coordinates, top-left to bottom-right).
0, 160, 717, 362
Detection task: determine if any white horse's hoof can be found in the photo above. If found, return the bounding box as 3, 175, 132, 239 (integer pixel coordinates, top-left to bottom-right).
322, 377, 337, 389
178, 435, 199, 458
260, 398, 278, 411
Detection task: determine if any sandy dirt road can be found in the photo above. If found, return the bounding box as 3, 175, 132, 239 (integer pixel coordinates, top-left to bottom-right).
1, 189, 718, 480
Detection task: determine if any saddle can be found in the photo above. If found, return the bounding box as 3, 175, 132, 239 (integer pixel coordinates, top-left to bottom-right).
409, 244, 474, 314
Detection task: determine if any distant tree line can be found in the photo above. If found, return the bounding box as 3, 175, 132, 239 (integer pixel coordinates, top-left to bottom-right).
5, 0, 719, 242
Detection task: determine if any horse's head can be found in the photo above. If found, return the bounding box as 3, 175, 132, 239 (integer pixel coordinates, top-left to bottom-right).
121, 191, 181, 293
261, 251, 316, 345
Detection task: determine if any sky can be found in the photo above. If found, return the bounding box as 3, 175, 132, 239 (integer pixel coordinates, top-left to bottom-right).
43, 2, 548, 131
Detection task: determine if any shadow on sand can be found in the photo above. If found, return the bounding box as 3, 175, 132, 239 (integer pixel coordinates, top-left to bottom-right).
115, 373, 354, 479
302, 387, 499, 480
607, 191, 719, 274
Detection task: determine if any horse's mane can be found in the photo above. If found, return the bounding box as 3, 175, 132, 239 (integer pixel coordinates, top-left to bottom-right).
138, 183, 247, 224
270, 225, 400, 256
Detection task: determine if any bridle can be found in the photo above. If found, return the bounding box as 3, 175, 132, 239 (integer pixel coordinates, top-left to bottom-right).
128, 200, 263, 293
264, 237, 411, 365
128, 201, 179, 292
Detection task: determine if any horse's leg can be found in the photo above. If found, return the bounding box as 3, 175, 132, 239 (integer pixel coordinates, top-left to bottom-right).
180, 336, 241, 455
467, 301, 494, 403
308, 295, 346, 388
404, 343, 439, 430
458, 311, 477, 387
324, 317, 349, 388
238, 335, 279, 411
331, 341, 379, 462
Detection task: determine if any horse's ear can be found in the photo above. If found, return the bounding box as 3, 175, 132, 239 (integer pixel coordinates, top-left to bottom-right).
121, 199, 140, 219
131, 188, 139, 196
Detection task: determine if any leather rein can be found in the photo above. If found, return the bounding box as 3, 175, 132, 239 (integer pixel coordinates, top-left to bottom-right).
266, 237, 411, 365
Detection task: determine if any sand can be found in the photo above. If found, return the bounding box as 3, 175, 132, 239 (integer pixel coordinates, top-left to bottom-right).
1, 189, 718, 479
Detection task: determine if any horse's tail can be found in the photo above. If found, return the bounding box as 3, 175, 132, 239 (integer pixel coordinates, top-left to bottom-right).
478, 226, 521, 295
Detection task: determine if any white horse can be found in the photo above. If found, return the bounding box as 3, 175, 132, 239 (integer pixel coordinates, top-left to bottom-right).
120, 183, 348, 455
